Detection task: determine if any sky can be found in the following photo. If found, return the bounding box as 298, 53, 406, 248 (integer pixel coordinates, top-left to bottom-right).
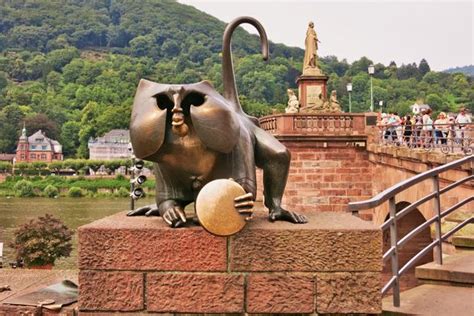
178, 0, 473, 71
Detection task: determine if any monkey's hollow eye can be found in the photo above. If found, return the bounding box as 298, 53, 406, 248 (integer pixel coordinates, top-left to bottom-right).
182, 92, 205, 109
156, 94, 173, 110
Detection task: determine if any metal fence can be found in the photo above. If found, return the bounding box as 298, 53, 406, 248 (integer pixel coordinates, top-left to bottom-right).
378, 122, 473, 155
348, 155, 473, 307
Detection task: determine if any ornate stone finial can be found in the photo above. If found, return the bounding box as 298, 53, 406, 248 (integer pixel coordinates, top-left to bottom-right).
303, 21, 323, 76
285, 89, 300, 113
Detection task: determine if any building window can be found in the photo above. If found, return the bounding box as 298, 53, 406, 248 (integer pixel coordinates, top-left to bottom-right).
31, 145, 36, 149
30, 153, 36, 159
41, 154, 47, 160
42, 145, 47, 150
21, 154, 25, 160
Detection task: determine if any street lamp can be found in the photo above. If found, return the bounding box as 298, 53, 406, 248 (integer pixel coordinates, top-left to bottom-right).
368, 64, 375, 112
379, 100, 384, 112
346, 82, 353, 113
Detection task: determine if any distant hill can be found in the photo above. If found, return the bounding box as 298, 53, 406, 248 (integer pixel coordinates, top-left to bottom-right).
443, 65, 474, 77
0, 0, 303, 61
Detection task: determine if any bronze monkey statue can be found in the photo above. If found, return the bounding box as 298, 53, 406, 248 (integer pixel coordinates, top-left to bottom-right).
127, 16, 307, 227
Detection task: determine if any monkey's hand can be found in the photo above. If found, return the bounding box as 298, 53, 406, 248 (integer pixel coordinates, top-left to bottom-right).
269, 207, 307, 224
234, 192, 254, 221
127, 204, 159, 216
162, 204, 187, 228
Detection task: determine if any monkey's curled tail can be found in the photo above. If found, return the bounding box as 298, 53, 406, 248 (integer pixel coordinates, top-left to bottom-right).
222, 16, 269, 114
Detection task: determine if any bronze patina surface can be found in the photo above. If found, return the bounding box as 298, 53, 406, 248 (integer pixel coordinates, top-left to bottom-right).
127, 16, 307, 229
195, 179, 249, 236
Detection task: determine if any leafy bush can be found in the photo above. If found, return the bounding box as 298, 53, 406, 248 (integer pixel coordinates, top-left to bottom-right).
0, 162, 12, 173
44, 184, 59, 198
10, 214, 72, 267
67, 186, 83, 197
115, 186, 130, 197
13, 180, 35, 197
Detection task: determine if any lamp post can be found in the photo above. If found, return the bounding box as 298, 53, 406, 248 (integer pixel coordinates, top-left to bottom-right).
368, 64, 375, 112
346, 82, 352, 113
379, 100, 384, 112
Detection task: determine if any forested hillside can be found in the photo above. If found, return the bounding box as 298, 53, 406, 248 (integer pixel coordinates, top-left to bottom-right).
443, 65, 474, 77
0, 0, 472, 158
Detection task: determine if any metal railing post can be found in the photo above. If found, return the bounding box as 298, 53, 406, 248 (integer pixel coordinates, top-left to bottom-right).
432, 175, 443, 265
389, 197, 400, 307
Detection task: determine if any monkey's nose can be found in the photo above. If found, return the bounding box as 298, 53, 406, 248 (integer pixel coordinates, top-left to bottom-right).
171, 93, 182, 113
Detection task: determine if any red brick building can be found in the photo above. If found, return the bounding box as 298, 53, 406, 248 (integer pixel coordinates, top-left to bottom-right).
15, 126, 63, 163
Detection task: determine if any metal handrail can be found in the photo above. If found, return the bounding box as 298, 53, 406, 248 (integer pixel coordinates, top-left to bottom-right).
348, 155, 472, 212
348, 155, 473, 307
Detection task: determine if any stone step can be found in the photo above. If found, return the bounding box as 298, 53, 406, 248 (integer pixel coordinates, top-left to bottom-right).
415, 252, 474, 287
453, 235, 474, 249
382, 284, 474, 315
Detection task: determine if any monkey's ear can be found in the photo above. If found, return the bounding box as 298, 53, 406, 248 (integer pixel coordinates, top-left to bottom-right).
130, 79, 167, 159
199, 80, 214, 88
190, 97, 240, 154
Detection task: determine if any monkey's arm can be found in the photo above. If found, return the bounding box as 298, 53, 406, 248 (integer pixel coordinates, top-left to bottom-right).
127, 204, 159, 217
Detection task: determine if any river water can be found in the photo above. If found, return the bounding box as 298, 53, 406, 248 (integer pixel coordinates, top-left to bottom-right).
0, 197, 155, 269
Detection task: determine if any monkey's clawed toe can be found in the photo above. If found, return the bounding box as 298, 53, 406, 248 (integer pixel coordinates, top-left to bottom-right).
269, 208, 308, 224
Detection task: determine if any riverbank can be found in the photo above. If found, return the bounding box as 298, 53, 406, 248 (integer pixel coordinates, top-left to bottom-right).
0, 196, 156, 269
0, 174, 155, 198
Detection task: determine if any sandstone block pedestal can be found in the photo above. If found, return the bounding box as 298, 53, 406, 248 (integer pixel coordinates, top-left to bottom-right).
78, 211, 382, 314
297, 74, 329, 109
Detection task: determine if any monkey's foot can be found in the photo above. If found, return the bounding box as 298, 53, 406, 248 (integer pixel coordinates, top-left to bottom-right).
269, 207, 308, 224
127, 204, 159, 216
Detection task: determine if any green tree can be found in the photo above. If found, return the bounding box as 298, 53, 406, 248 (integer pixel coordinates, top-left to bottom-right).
418, 59, 431, 77
60, 121, 81, 157
24, 114, 59, 140
0, 71, 8, 91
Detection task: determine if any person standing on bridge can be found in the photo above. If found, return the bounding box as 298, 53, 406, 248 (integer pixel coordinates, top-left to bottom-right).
455, 107, 472, 147
434, 112, 448, 145
421, 109, 433, 147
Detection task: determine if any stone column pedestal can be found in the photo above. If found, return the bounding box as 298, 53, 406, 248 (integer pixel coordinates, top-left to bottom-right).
297, 74, 329, 110
78, 211, 382, 314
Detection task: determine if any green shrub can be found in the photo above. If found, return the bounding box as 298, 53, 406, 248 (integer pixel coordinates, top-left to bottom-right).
115, 186, 130, 197
44, 184, 59, 198
13, 180, 35, 197
115, 174, 125, 181
67, 186, 84, 197
10, 214, 72, 267
0, 162, 12, 173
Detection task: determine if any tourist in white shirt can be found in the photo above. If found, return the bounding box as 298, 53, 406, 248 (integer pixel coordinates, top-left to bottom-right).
421, 109, 433, 146
455, 108, 472, 145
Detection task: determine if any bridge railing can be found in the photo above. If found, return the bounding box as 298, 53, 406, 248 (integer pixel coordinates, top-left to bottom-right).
348, 155, 474, 307
259, 113, 369, 136
377, 122, 473, 155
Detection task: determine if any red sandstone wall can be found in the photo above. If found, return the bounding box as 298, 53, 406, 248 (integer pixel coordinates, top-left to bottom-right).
257, 143, 374, 214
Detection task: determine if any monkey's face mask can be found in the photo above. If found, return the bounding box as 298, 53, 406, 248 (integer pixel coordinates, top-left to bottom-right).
130, 79, 241, 162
